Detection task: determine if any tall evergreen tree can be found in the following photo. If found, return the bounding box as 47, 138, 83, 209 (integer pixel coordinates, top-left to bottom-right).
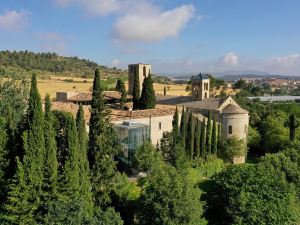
115, 79, 127, 110
140, 75, 156, 109
212, 119, 217, 154
206, 112, 212, 154
40, 95, 58, 219
163, 86, 167, 95
4, 74, 45, 224
172, 106, 179, 145
2, 157, 34, 224
76, 104, 93, 217
0, 117, 8, 202
200, 118, 206, 156
179, 107, 186, 148
61, 115, 80, 198
194, 120, 201, 158
15, 73, 45, 220
186, 113, 194, 160
132, 73, 140, 110
217, 123, 222, 151
88, 69, 120, 206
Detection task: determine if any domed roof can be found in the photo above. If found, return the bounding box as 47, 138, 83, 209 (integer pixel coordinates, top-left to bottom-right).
222, 104, 248, 114
191, 73, 209, 81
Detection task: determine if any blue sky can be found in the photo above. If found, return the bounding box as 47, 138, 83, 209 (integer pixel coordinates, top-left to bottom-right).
0, 0, 300, 75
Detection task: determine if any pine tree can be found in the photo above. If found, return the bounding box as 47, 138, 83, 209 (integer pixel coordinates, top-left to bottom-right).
132, 72, 140, 110
186, 113, 194, 160
88, 69, 120, 206
206, 112, 212, 154
76, 104, 93, 217
200, 118, 206, 156
140, 75, 156, 109
164, 86, 167, 95
179, 107, 186, 149
172, 106, 179, 145
212, 119, 217, 154
194, 120, 201, 158
40, 95, 58, 219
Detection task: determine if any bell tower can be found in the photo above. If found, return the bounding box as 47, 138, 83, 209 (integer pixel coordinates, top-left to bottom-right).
128, 63, 152, 95
191, 73, 210, 100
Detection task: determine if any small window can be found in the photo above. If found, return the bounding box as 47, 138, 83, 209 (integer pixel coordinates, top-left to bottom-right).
143, 66, 146, 77
159, 122, 162, 130
205, 92, 207, 98
229, 125, 232, 134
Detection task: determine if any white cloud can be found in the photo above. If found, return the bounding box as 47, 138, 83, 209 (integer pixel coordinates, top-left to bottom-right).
0, 10, 30, 31
149, 52, 300, 76
54, 0, 197, 42
222, 52, 239, 66
272, 54, 300, 65
112, 4, 195, 42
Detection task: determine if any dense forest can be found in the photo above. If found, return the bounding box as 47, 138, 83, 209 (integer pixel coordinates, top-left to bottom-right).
0, 51, 126, 78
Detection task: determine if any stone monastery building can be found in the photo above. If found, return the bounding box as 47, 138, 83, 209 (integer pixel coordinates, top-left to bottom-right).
53, 63, 249, 164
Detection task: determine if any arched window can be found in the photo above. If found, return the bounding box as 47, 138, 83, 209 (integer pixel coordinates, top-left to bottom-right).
205, 92, 207, 98
229, 125, 232, 134
143, 66, 146, 76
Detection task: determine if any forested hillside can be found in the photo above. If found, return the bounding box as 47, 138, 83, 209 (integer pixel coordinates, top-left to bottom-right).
0, 50, 126, 78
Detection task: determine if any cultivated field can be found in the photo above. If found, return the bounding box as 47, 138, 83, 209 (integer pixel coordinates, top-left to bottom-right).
37, 77, 189, 99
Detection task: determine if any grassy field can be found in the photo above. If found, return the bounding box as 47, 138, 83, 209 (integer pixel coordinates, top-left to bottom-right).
37, 77, 189, 99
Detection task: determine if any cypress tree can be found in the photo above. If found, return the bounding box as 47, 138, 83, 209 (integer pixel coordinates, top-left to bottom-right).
76, 104, 93, 216
61, 115, 80, 198
206, 112, 212, 154
0, 117, 8, 202
19, 73, 45, 219
116, 79, 127, 110
194, 120, 201, 158
200, 118, 206, 156
212, 119, 217, 154
88, 69, 120, 206
4, 74, 45, 221
140, 75, 156, 109
186, 113, 194, 160
132, 72, 140, 110
172, 106, 179, 145
2, 157, 34, 224
40, 95, 58, 218
179, 107, 186, 148
288, 114, 299, 141
217, 123, 222, 150
164, 86, 167, 95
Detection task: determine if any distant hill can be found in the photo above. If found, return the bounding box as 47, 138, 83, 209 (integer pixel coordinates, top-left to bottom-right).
220, 74, 300, 81
0, 50, 127, 79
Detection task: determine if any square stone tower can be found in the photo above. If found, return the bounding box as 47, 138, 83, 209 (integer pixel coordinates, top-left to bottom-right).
191, 73, 210, 100
128, 63, 152, 95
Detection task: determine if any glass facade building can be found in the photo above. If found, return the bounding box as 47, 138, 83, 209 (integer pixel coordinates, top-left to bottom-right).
114, 121, 150, 166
